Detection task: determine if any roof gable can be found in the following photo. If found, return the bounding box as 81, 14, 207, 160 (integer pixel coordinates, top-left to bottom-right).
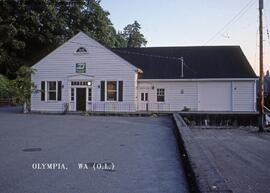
32, 31, 138, 72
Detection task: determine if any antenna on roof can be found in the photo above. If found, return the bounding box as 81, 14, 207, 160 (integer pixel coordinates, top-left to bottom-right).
179, 57, 184, 78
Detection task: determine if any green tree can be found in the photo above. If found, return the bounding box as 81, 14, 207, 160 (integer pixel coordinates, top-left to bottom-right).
0, 0, 130, 78
0, 0, 67, 78
122, 20, 147, 48
10, 66, 37, 113
0, 74, 11, 99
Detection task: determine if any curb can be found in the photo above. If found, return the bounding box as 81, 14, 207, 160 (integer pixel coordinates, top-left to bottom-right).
172, 113, 233, 193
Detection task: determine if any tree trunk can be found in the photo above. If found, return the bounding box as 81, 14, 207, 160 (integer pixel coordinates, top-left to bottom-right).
23, 102, 28, 113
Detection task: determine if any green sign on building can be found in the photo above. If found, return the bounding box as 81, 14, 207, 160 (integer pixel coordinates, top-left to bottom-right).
76, 63, 86, 73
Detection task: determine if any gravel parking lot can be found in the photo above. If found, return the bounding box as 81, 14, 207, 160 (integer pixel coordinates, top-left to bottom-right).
0, 107, 189, 193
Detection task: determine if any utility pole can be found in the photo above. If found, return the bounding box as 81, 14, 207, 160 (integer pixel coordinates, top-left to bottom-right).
180, 57, 184, 78
259, 0, 265, 131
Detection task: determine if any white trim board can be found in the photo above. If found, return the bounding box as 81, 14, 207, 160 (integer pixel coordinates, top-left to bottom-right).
138, 78, 258, 82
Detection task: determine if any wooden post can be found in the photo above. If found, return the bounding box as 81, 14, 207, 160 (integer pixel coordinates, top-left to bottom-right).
259, 0, 265, 131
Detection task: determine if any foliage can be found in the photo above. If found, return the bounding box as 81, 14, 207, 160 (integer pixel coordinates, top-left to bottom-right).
0, 0, 146, 78
9, 66, 37, 108
0, 74, 11, 98
121, 20, 147, 48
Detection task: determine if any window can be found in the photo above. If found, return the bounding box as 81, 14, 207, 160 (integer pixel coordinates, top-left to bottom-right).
88, 88, 92, 101
157, 88, 165, 102
76, 47, 87, 53
141, 93, 148, 101
145, 93, 148, 101
41, 81, 62, 101
71, 88, 74, 101
47, 81, 57, 100
101, 81, 123, 102
71, 81, 91, 86
107, 81, 117, 101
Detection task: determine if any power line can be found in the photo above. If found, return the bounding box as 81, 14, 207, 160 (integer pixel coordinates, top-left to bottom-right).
204, 0, 256, 45
111, 50, 198, 75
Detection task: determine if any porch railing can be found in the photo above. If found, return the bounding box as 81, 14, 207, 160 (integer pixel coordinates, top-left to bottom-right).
89, 102, 171, 112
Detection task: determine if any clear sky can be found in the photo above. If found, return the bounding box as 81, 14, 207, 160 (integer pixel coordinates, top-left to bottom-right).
100, 0, 270, 75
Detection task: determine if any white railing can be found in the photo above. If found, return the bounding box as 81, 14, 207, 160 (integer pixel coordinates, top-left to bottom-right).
89, 102, 171, 112
92, 103, 137, 112
264, 106, 270, 125
264, 106, 270, 114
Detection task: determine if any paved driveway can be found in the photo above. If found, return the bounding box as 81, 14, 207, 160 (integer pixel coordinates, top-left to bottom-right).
0, 107, 189, 193
192, 127, 270, 193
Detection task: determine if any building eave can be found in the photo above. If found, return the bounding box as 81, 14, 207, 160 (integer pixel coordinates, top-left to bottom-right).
138, 78, 258, 82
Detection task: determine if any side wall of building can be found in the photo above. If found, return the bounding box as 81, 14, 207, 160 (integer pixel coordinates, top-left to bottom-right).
137, 80, 256, 112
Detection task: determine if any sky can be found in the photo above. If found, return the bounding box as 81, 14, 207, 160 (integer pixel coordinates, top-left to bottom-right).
100, 0, 270, 75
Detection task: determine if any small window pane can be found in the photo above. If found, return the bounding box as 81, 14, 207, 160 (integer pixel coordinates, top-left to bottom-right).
49, 92, 56, 100
145, 93, 148, 101
141, 93, 144, 101
48, 82, 56, 90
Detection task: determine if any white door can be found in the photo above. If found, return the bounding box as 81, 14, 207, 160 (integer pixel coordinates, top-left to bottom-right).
198, 82, 231, 111
138, 90, 149, 111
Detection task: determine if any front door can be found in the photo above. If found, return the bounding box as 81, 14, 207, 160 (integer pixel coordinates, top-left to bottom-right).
139, 91, 149, 111
76, 88, 86, 111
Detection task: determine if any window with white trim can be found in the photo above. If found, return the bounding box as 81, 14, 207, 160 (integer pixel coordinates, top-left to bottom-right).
71, 88, 74, 101
107, 81, 117, 101
71, 81, 91, 86
47, 81, 57, 101
88, 88, 92, 101
157, 88, 165, 102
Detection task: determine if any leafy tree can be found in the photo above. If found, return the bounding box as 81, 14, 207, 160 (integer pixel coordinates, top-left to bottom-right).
122, 20, 147, 48
115, 31, 128, 48
0, 0, 67, 78
0, 0, 130, 78
0, 74, 11, 99
9, 66, 37, 113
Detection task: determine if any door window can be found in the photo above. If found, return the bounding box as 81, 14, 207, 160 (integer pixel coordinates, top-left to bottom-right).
141, 93, 148, 101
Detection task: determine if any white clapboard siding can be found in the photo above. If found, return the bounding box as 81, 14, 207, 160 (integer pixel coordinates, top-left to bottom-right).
31, 32, 257, 113
138, 81, 198, 111
198, 82, 232, 111
137, 80, 256, 112
31, 32, 137, 112
232, 81, 255, 111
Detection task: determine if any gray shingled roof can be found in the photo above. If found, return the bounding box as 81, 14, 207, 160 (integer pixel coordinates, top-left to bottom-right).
112, 46, 257, 79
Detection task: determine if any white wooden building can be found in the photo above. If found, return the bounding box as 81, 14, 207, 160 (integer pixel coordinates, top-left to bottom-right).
31, 32, 257, 113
